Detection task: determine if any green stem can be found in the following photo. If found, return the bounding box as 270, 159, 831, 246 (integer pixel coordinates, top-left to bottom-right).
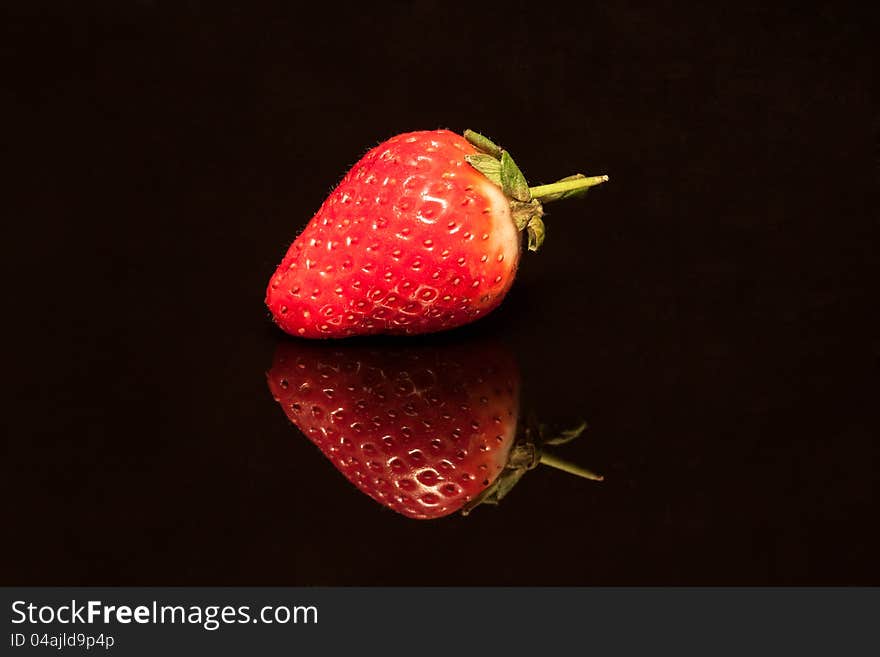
539, 453, 604, 481
529, 175, 609, 201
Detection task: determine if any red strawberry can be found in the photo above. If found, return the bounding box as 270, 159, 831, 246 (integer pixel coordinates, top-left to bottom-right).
265, 129, 608, 337
266, 340, 601, 519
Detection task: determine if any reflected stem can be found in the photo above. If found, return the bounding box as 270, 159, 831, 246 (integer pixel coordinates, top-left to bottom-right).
539, 452, 604, 481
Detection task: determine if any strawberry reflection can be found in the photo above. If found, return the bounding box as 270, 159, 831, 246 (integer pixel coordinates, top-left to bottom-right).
267, 339, 600, 520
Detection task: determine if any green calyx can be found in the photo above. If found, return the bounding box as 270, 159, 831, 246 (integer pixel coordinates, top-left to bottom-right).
463, 129, 609, 252
460, 418, 603, 516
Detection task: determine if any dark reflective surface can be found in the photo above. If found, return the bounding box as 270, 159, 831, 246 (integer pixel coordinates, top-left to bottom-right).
5, 3, 875, 584
267, 338, 601, 520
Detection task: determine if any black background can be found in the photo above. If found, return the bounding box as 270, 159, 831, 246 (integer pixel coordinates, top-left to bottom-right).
3, 2, 876, 585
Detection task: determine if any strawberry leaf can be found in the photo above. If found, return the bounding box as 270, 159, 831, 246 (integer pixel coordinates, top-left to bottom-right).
463, 129, 503, 159
461, 442, 537, 515
500, 151, 531, 202
543, 420, 588, 446
527, 216, 546, 251
510, 200, 541, 231
465, 154, 503, 186
462, 467, 529, 511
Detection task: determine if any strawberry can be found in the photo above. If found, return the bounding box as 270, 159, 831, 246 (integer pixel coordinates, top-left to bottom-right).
265, 129, 608, 337
266, 340, 601, 519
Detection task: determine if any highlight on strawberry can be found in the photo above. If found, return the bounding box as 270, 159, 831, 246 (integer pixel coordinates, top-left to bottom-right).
266, 339, 602, 520
265, 129, 608, 338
